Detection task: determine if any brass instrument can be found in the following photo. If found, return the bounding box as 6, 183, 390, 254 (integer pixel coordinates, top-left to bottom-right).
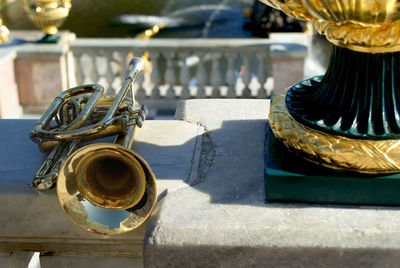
30, 57, 157, 235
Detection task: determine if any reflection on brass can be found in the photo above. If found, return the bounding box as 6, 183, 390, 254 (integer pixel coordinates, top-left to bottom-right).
30, 57, 157, 235
259, 0, 400, 52
269, 90, 400, 174
24, 0, 71, 35
0, 18, 9, 44
57, 143, 157, 235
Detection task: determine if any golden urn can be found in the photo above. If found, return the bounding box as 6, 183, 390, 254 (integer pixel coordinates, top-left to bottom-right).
260, 0, 400, 53
24, 0, 71, 36
262, 0, 400, 173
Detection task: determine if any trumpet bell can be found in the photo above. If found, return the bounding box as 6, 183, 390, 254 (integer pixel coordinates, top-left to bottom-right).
57, 143, 157, 235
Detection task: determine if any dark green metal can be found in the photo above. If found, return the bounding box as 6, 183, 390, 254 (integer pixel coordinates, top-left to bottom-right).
265, 125, 400, 205
286, 45, 400, 140
36, 34, 60, 44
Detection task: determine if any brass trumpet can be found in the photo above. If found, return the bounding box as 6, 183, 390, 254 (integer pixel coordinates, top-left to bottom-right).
30, 57, 157, 235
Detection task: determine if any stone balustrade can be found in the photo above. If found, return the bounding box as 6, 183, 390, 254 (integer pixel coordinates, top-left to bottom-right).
68, 34, 307, 111
68, 38, 274, 111
1, 31, 307, 116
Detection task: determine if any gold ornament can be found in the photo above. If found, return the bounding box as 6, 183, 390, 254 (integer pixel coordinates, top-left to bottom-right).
24, 0, 71, 35
269, 90, 400, 174
259, 0, 400, 52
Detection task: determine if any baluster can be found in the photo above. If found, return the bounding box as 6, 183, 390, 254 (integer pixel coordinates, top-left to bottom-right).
115, 50, 130, 97
256, 52, 268, 98
225, 53, 236, 98
133, 49, 147, 99
164, 51, 177, 99
134, 71, 146, 99
150, 51, 161, 99
241, 53, 252, 98
89, 52, 100, 85
195, 53, 207, 98
105, 53, 116, 95
210, 53, 222, 98
73, 52, 84, 85
179, 52, 191, 99
120, 50, 129, 77
265, 46, 273, 97
107, 51, 122, 92
81, 54, 93, 84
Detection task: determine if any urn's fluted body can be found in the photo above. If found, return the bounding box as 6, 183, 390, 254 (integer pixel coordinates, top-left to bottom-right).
259, 0, 400, 52
24, 0, 71, 35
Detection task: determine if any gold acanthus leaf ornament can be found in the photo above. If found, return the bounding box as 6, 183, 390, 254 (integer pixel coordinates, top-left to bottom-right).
269, 90, 400, 174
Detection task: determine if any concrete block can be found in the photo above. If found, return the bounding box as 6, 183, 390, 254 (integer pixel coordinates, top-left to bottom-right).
4, 99, 400, 267
7, 31, 72, 109
144, 99, 400, 268
0, 50, 22, 118
0, 119, 201, 266
14, 56, 67, 106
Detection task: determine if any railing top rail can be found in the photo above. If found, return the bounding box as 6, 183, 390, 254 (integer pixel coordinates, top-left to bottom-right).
69, 34, 308, 58
70, 38, 276, 50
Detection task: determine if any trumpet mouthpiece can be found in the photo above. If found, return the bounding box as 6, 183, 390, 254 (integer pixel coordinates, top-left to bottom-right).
129, 57, 146, 75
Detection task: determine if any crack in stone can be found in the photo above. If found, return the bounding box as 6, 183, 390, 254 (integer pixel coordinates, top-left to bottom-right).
193, 131, 215, 186
184, 126, 202, 185
185, 123, 216, 187
155, 120, 216, 203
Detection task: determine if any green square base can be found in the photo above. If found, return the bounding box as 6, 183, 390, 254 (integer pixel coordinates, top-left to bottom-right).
265, 124, 400, 206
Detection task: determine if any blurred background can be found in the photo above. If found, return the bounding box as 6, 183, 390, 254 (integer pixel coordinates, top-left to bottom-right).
0, 0, 324, 120
1, 0, 304, 38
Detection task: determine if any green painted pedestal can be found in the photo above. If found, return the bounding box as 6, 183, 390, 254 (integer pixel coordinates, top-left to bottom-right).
265, 125, 400, 205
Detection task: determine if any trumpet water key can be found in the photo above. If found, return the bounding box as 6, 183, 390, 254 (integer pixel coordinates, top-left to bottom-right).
30, 57, 157, 235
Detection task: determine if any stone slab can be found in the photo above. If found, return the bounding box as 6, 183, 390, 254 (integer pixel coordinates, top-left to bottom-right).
7, 30, 74, 57
40, 255, 143, 268
2, 30, 73, 108
0, 119, 202, 267
266, 125, 400, 205
145, 99, 400, 268
14, 53, 68, 106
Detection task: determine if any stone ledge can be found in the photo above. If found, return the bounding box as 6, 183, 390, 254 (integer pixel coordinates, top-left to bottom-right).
3, 99, 400, 267
8, 30, 74, 57
0, 119, 202, 267
144, 99, 400, 268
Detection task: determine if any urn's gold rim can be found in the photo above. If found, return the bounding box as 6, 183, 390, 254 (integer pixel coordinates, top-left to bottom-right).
269, 90, 400, 174
314, 20, 400, 53
329, 40, 400, 53
259, 0, 400, 52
